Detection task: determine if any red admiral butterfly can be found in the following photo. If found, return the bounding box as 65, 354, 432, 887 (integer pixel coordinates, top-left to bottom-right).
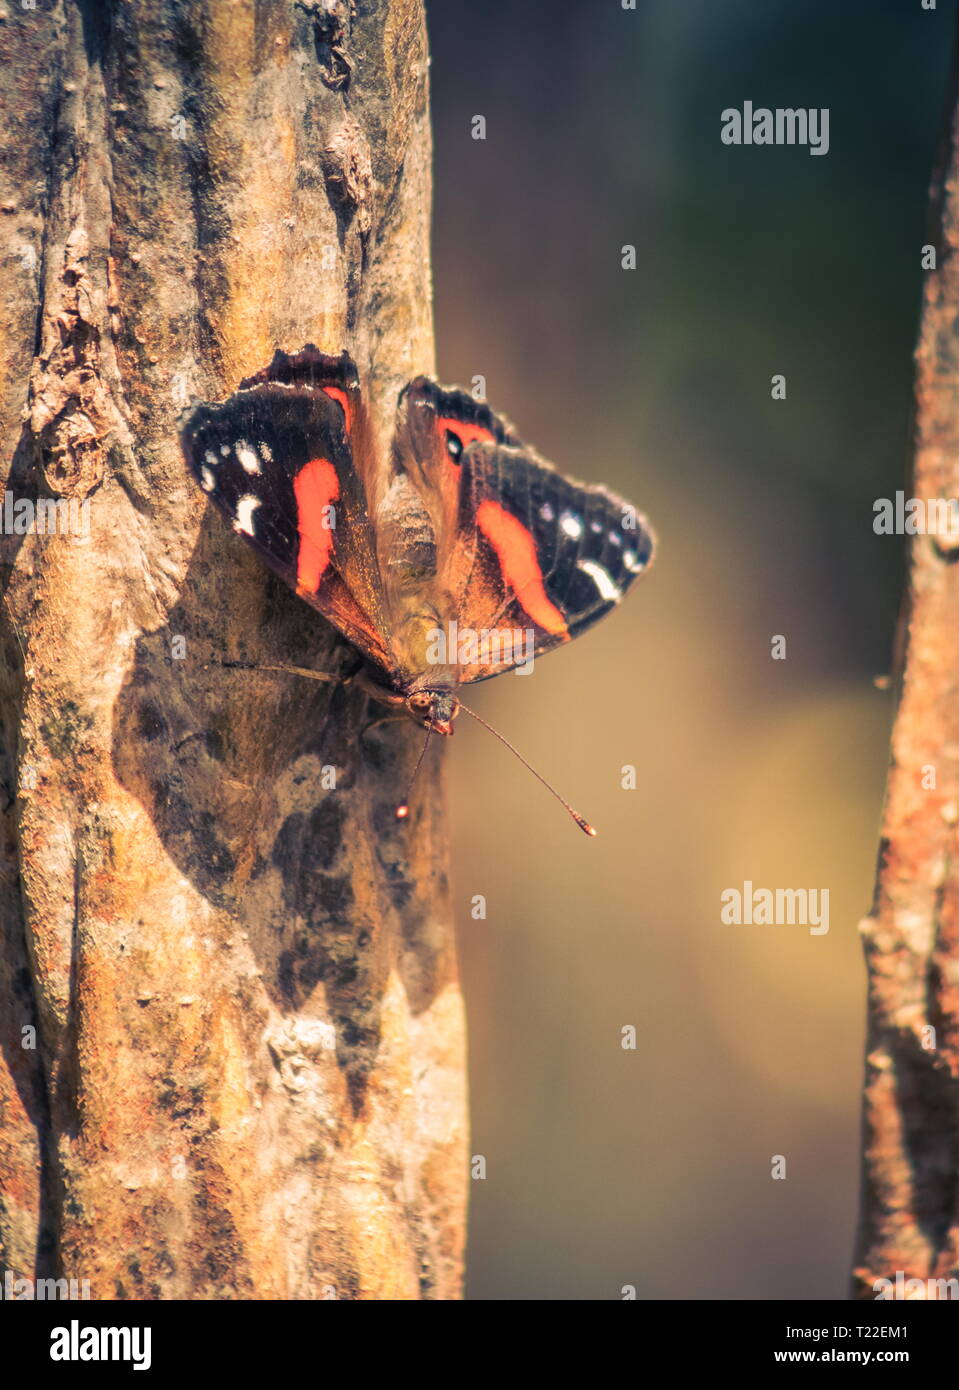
180, 347, 654, 833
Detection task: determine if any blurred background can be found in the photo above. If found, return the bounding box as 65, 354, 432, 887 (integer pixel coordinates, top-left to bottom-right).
427, 0, 954, 1299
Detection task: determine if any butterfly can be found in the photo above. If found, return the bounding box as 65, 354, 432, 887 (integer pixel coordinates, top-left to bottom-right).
180, 346, 655, 832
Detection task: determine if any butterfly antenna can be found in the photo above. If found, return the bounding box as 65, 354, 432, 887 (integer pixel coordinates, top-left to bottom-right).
396, 721, 436, 821
457, 700, 597, 837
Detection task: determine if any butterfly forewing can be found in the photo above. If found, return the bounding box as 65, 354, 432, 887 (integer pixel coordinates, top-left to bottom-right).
435, 439, 654, 681
180, 352, 395, 675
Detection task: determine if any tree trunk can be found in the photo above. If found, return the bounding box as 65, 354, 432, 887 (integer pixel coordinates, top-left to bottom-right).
853, 28, 959, 1301
0, 0, 466, 1301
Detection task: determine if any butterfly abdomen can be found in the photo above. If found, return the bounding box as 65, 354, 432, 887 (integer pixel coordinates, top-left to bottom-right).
376, 473, 437, 582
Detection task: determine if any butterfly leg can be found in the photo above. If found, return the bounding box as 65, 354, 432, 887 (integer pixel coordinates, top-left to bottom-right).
340, 671, 413, 742
207, 656, 409, 740
218, 659, 340, 683
213, 649, 366, 685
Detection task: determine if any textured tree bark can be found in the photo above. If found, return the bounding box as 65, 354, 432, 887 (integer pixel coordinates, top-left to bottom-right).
0, 0, 466, 1301
852, 33, 959, 1301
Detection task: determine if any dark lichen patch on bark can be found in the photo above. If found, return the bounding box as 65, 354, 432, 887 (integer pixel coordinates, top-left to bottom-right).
273, 797, 347, 881
40, 700, 95, 762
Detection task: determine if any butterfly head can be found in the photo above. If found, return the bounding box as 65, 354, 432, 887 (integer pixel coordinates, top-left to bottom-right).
405, 688, 460, 737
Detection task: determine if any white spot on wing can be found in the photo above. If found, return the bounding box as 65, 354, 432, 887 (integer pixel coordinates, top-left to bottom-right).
623, 548, 646, 574
539, 502, 555, 523
237, 441, 260, 474
234, 495, 260, 536
204, 450, 219, 467
201, 466, 216, 492
258, 440, 273, 462
578, 558, 622, 602
560, 510, 583, 540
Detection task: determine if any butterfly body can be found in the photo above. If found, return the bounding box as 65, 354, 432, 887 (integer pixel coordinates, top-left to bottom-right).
180, 347, 654, 743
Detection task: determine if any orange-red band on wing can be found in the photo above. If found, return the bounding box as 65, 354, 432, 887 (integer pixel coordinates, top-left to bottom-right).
323, 386, 352, 433
435, 418, 497, 486
435, 417, 496, 449
294, 458, 340, 594
476, 499, 567, 635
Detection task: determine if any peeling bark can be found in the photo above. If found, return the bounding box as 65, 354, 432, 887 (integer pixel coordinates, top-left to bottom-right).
852, 30, 959, 1300
0, 0, 466, 1301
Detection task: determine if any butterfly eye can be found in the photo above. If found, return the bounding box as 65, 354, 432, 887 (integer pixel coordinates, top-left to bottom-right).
445, 430, 464, 464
